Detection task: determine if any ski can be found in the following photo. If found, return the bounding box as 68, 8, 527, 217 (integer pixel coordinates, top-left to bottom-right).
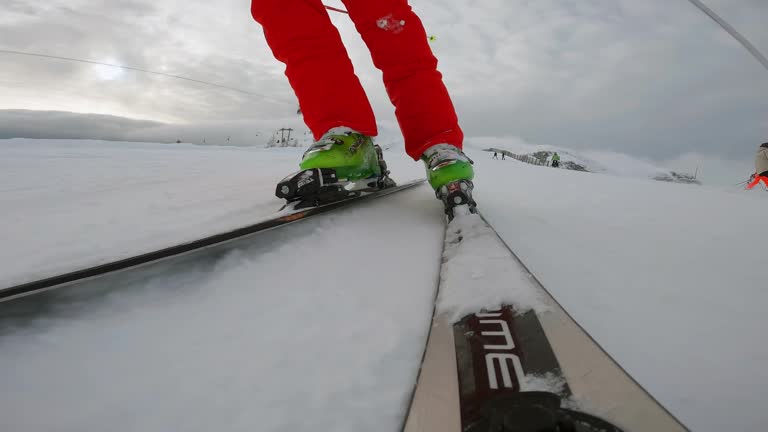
404, 208, 689, 432
0, 178, 425, 302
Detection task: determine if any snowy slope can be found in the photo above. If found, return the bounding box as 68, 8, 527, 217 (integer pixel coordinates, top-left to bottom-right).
0, 184, 445, 432
0, 138, 424, 287
465, 136, 700, 183
1, 139, 766, 431
473, 155, 768, 432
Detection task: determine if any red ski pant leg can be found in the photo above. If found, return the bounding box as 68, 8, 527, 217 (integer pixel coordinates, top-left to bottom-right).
341, 0, 463, 160
746, 176, 762, 189
251, 0, 377, 140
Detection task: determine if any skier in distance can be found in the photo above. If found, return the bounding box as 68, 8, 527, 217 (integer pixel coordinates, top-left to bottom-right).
746, 143, 768, 190
551, 152, 561, 168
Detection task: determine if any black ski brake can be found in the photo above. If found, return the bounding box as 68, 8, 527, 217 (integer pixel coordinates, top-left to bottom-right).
437, 179, 478, 220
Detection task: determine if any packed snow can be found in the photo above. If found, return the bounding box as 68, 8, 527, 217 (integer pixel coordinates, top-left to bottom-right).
0, 172, 444, 432
0, 138, 424, 287
473, 154, 768, 432
1, 138, 767, 431
437, 209, 550, 322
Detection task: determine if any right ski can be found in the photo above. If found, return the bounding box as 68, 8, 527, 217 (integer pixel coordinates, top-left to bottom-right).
404, 209, 689, 432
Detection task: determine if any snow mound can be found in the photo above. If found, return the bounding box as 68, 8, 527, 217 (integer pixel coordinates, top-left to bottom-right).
466, 136, 701, 184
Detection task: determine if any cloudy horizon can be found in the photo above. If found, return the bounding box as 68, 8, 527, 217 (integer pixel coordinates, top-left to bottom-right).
2, 0, 766, 164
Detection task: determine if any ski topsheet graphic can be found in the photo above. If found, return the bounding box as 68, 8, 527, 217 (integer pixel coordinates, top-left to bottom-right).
404, 209, 689, 432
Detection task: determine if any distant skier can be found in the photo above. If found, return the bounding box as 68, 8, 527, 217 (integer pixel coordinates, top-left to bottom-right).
746, 143, 768, 190
252, 0, 475, 213
551, 152, 561, 168
501, 152, 506, 160
492, 152, 499, 160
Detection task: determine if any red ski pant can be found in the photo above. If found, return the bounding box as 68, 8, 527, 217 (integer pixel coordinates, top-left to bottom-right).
251, 0, 463, 160
746, 175, 768, 189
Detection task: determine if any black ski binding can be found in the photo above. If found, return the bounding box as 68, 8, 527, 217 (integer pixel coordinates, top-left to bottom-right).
276, 144, 396, 211
373, 144, 397, 190
437, 179, 477, 220
276, 168, 359, 210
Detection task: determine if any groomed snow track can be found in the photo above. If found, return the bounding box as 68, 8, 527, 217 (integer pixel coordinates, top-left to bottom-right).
0, 179, 425, 302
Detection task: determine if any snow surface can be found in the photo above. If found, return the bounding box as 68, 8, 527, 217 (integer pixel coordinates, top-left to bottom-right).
0, 138, 424, 287
0, 176, 444, 432
437, 209, 550, 322
465, 136, 698, 182
473, 155, 768, 432
1, 138, 767, 431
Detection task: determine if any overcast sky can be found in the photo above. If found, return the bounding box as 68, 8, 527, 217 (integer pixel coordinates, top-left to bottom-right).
1, 0, 767, 164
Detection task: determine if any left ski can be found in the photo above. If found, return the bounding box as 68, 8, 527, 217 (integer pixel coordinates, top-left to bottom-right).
403, 207, 689, 432
0, 179, 424, 302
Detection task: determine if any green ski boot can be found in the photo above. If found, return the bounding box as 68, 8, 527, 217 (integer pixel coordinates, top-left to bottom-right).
276, 128, 395, 208
300, 128, 381, 181
421, 144, 476, 219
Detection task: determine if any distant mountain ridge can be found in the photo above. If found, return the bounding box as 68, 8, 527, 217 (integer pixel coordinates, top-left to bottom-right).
471, 138, 701, 185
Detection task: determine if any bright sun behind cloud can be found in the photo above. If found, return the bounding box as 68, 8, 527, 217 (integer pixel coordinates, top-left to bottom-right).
93, 60, 124, 81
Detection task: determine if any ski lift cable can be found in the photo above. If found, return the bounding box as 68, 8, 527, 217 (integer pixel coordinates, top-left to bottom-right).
0, 48, 293, 105
684, 0, 768, 73
325, 1, 766, 72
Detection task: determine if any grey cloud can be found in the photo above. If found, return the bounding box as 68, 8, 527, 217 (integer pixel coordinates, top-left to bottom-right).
1, 0, 296, 122
0, 109, 307, 146
410, 0, 768, 160
0, 110, 163, 141
1, 0, 767, 162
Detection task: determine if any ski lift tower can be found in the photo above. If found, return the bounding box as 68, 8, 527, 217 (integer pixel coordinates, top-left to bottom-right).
279, 128, 294, 143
